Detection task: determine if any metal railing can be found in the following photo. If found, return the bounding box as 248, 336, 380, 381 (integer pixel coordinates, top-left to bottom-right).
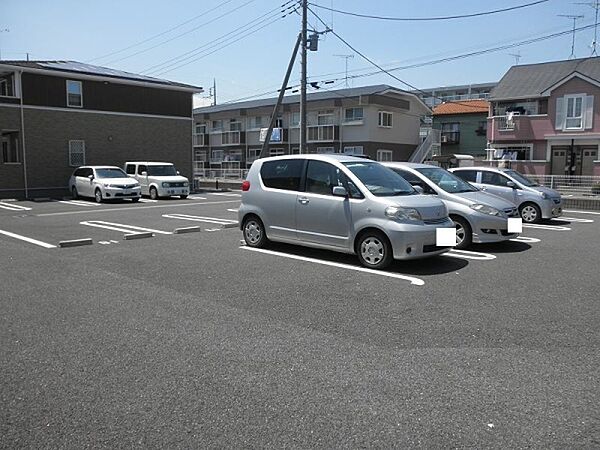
493, 115, 517, 131
193, 168, 249, 180
409, 129, 441, 163
525, 175, 600, 196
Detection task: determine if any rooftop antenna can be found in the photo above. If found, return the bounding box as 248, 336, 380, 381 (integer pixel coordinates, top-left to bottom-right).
558, 14, 585, 59
334, 54, 354, 87
575, 1, 600, 55
508, 51, 522, 65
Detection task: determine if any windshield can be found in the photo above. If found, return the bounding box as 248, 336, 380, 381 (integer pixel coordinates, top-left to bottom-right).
147, 165, 177, 176
504, 170, 538, 186
342, 161, 416, 196
416, 167, 478, 193
95, 168, 127, 178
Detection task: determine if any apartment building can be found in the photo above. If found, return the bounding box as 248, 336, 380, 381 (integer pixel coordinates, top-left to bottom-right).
487, 56, 600, 176
0, 60, 201, 198
192, 85, 430, 176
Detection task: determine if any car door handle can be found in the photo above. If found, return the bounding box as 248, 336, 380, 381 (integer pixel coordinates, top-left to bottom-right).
298, 197, 309, 205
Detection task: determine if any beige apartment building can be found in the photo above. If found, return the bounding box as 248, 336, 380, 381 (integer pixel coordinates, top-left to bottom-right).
192, 84, 430, 177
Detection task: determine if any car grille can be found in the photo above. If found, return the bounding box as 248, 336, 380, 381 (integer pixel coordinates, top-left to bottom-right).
552, 198, 561, 204
113, 185, 135, 189
423, 217, 449, 225
503, 207, 519, 217
169, 182, 185, 188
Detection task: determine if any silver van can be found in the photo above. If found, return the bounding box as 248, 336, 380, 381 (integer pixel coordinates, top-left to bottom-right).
384, 162, 520, 249
238, 155, 455, 269
124, 161, 189, 199
450, 167, 562, 223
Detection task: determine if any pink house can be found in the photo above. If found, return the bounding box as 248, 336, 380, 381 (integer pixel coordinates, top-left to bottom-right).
487, 57, 600, 176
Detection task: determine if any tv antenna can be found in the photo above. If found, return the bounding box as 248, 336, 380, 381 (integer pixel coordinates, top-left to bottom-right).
334, 54, 354, 87
575, 1, 600, 55
508, 51, 522, 65
558, 14, 585, 59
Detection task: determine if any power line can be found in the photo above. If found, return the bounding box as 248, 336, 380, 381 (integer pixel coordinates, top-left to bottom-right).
103, 0, 259, 66
143, 1, 295, 74
87, 0, 238, 63
308, 0, 549, 21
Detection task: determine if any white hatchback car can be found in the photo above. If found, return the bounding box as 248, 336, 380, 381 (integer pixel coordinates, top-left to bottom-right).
69, 166, 141, 203
124, 161, 189, 199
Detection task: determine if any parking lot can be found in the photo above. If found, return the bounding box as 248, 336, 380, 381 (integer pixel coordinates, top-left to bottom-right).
1, 193, 599, 448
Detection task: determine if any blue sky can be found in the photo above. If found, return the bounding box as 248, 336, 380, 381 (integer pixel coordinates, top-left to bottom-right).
0, 0, 592, 105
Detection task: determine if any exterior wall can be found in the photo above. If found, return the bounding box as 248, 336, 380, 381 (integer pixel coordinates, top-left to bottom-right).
489, 115, 554, 142
0, 106, 25, 195
549, 77, 600, 133
2, 107, 192, 197
21, 73, 192, 117
433, 112, 488, 156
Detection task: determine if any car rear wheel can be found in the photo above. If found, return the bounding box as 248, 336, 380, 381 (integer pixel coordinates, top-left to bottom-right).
94, 189, 103, 203
356, 231, 393, 270
180, 195, 188, 199
452, 215, 472, 249
131, 197, 140, 203
71, 187, 79, 200
519, 202, 541, 223
150, 187, 159, 200
242, 215, 268, 248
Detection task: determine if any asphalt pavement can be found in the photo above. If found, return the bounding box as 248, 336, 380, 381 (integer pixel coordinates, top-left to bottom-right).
0, 194, 599, 448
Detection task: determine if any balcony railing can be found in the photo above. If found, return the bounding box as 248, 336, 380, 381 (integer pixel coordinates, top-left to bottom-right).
307, 125, 337, 142
494, 115, 518, 131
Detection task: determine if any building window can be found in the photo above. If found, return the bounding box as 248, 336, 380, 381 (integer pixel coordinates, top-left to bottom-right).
476, 121, 487, 136
344, 107, 363, 122
66, 80, 82, 108
291, 112, 300, 126
318, 110, 335, 125
441, 123, 460, 144
1, 133, 19, 163
269, 148, 285, 156
211, 149, 224, 162
195, 123, 206, 134
487, 145, 533, 161
252, 116, 264, 129
565, 95, 584, 130
378, 111, 393, 128
68, 140, 85, 166
211, 120, 223, 132
247, 148, 261, 162
225, 149, 242, 161
377, 149, 392, 162
0, 74, 15, 97
291, 147, 300, 154
229, 119, 242, 131
317, 147, 335, 154
343, 146, 364, 155
274, 117, 283, 128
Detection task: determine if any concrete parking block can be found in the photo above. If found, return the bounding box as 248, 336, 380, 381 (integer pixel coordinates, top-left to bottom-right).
58, 238, 93, 248
123, 232, 154, 240
221, 222, 239, 229
173, 226, 201, 234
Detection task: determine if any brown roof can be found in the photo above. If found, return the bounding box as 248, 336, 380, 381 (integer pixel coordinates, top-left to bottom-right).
432, 99, 489, 115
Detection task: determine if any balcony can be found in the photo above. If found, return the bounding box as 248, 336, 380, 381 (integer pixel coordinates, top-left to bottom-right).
220, 131, 242, 146
489, 115, 553, 142
441, 131, 460, 145
193, 133, 208, 146
307, 125, 338, 142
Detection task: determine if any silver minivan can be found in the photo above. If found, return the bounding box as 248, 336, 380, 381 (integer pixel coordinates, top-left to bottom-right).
450, 167, 562, 223
238, 155, 455, 269
383, 162, 520, 249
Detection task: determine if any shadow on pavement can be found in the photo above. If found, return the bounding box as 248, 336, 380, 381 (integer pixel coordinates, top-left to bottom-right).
473, 240, 532, 254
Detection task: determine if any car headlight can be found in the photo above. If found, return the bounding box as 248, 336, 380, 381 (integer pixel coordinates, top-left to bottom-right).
103, 183, 114, 188
385, 205, 422, 221
540, 192, 549, 200
470, 203, 502, 216
162, 182, 170, 188
183, 182, 189, 187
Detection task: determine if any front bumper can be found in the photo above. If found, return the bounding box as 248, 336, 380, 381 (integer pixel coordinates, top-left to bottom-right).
386, 218, 455, 260
103, 187, 141, 198
471, 214, 519, 243
158, 187, 189, 197
540, 198, 563, 219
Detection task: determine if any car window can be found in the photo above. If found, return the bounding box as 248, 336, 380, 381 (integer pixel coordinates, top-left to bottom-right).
454, 170, 478, 183
342, 161, 416, 197
95, 168, 128, 178
83, 168, 93, 177
305, 161, 338, 195
416, 167, 478, 193
73, 168, 83, 177
260, 159, 303, 191
504, 170, 539, 187
125, 164, 136, 175
147, 165, 177, 176
390, 168, 436, 195
137, 165, 147, 175
481, 171, 511, 187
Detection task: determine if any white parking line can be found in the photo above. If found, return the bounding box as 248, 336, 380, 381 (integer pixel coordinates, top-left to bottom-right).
0, 229, 56, 248
522, 223, 571, 231
227, 208, 239, 212
443, 249, 497, 261
138, 199, 158, 203
80, 220, 172, 235
162, 213, 238, 225
563, 209, 600, 215
0, 202, 32, 211
187, 196, 207, 200
211, 193, 242, 197
58, 200, 96, 207
510, 236, 541, 243
557, 216, 595, 223
241, 246, 425, 285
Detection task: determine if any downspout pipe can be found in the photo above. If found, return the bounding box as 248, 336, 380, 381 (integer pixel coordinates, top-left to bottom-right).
19, 70, 28, 199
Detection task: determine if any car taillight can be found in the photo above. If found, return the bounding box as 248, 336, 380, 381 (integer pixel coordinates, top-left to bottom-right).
241, 180, 250, 191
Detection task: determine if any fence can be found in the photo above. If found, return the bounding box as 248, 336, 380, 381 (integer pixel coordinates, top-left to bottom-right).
525, 175, 600, 196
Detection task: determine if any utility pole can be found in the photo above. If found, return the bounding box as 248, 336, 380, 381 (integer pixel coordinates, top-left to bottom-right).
334, 54, 354, 87
559, 14, 585, 59
575, 1, 600, 56
213, 78, 217, 106
300, 0, 308, 154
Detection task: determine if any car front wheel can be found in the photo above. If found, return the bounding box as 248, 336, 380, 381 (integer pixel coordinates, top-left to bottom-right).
519, 202, 541, 223
242, 216, 268, 248
452, 215, 472, 249
94, 189, 103, 203
150, 187, 159, 200
356, 231, 393, 270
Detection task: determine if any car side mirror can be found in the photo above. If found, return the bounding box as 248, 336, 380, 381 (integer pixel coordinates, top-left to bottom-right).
332, 186, 348, 197
506, 181, 517, 189
413, 185, 424, 194
141, 171, 147, 176
87, 174, 94, 180
177, 171, 180, 175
